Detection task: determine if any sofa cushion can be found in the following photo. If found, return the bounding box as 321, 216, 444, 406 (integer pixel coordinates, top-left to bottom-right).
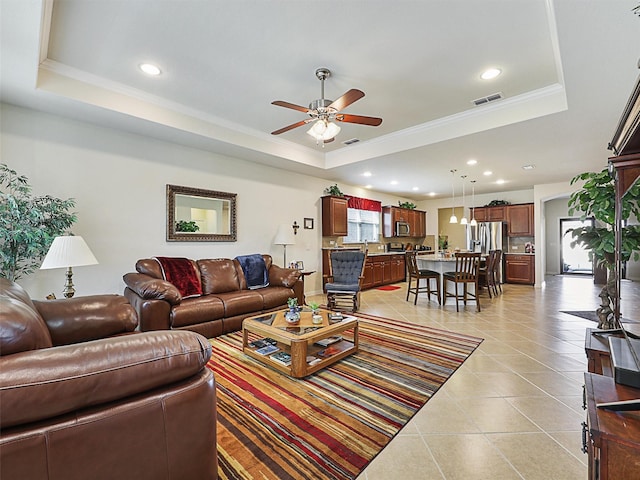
258, 286, 296, 310
213, 291, 264, 317
268, 264, 302, 287
198, 259, 240, 294
170, 295, 225, 328
0, 296, 53, 356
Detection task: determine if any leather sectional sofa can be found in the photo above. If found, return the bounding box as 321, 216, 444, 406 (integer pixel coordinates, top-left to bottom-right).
0, 278, 217, 480
123, 254, 303, 338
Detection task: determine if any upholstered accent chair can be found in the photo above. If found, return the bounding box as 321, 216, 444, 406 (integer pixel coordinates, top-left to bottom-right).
324, 250, 367, 312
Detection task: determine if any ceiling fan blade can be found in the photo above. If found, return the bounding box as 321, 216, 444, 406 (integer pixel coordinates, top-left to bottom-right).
335, 113, 383, 126
271, 100, 310, 113
328, 89, 365, 112
271, 119, 311, 135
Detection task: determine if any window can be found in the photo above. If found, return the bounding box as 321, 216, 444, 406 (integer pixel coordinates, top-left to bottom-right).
342, 195, 382, 244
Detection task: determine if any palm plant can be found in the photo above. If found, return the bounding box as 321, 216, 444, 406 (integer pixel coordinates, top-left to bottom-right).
567, 168, 640, 328
0, 164, 77, 281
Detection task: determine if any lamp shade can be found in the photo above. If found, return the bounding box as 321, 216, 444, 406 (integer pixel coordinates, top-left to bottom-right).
273, 224, 295, 246
40, 236, 99, 270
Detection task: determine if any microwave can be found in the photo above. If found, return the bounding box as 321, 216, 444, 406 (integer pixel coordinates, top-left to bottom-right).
396, 221, 410, 236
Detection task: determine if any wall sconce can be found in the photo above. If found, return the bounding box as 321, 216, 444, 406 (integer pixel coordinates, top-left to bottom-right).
292, 221, 300, 235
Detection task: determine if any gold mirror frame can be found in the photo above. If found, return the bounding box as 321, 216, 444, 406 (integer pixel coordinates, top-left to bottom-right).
166, 184, 237, 242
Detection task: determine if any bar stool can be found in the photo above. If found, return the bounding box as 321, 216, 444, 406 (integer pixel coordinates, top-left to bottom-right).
405, 251, 440, 305
443, 252, 481, 312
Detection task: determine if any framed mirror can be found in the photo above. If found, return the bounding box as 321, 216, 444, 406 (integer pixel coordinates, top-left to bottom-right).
167, 184, 237, 242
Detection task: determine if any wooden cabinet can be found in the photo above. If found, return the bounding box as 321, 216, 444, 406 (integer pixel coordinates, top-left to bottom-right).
506, 203, 534, 237
470, 206, 505, 222
382, 206, 426, 237
322, 196, 348, 236
583, 373, 640, 480
363, 254, 405, 289
504, 254, 534, 284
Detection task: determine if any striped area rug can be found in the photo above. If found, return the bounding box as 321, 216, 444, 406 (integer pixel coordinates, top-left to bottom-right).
207, 312, 482, 480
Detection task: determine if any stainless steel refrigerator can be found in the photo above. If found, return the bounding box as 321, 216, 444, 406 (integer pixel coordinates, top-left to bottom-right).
466, 222, 505, 283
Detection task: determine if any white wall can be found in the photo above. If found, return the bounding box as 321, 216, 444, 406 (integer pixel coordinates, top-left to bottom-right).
1, 103, 405, 299
544, 197, 571, 275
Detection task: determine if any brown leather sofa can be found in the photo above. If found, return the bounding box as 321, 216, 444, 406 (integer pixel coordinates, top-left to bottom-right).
0, 278, 217, 480
123, 254, 303, 338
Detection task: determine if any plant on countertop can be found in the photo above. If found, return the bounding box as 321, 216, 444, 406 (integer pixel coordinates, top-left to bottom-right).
324, 184, 344, 197
175, 220, 200, 232
0, 163, 77, 282
398, 201, 416, 209
567, 168, 640, 329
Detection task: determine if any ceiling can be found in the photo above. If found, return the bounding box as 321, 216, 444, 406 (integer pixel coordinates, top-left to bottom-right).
1, 0, 639, 200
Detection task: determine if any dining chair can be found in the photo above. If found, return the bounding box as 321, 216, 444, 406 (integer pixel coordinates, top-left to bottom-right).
405, 251, 440, 305
443, 252, 481, 312
493, 249, 503, 294
324, 250, 367, 312
478, 250, 498, 298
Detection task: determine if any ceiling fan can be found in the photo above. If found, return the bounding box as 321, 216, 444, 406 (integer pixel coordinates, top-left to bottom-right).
271, 68, 383, 144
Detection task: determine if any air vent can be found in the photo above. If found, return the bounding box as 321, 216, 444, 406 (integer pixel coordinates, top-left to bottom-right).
472, 92, 503, 106
342, 138, 360, 145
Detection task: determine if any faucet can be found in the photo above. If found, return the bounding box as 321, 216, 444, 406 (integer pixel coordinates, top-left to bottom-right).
363, 240, 368, 252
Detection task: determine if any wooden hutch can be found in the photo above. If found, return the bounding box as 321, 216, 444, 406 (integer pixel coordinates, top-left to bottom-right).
582, 69, 640, 479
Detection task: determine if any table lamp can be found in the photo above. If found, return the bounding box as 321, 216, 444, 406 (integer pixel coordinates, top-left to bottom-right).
274, 224, 296, 266
40, 235, 99, 298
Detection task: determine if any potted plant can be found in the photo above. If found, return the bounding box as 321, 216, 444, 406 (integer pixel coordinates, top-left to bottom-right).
0, 164, 77, 281
175, 220, 200, 232
398, 201, 416, 209
567, 168, 640, 328
285, 297, 300, 324
324, 184, 344, 197
308, 301, 322, 324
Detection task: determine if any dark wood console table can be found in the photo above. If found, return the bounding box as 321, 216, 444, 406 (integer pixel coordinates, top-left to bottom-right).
584, 329, 640, 479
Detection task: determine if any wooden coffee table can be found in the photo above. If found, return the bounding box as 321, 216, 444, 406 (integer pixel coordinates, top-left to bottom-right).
242, 308, 359, 378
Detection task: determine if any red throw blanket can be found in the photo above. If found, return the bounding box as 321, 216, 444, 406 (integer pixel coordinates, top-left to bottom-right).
154, 257, 202, 298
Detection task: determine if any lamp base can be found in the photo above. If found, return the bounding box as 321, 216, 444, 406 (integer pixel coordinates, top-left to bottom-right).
63, 266, 75, 298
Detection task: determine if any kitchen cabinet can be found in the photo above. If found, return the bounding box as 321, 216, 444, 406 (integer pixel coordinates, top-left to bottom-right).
382, 206, 426, 237
471, 206, 505, 222
506, 203, 534, 237
363, 254, 406, 289
322, 196, 348, 236
504, 254, 534, 284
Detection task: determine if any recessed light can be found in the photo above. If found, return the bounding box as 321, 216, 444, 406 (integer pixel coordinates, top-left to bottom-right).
522, 164, 535, 170
363, 171, 372, 177
412, 187, 419, 191
496, 179, 506, 185
483, 170, 493, 176
481, 68, 501, 80
428, 192, 436, 197
139, 63, 162, 76
467, 159, 477, 165
390, 180, 398, 185
365, 184, 372, 189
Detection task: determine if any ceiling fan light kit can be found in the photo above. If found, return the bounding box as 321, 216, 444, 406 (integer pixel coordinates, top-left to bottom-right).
271, 67, 382, 145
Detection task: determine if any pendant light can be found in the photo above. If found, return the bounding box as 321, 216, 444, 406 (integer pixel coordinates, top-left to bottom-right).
460, 175, 468, 225
449, 169, 458, 224
470, 180, 477, 226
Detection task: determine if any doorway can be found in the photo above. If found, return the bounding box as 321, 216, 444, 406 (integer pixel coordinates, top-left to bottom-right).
560, 218, 594, 275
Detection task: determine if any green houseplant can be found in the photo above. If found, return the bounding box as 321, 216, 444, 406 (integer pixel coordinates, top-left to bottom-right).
0, 164, 77, 281
324, 184, 344, 197
398, 201, 416, 209
175, 220, 200, 232
567, 168, 640, 328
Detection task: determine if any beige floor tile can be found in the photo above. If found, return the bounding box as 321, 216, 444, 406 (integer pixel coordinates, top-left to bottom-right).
424, 433, 521, 480
360, 434, 444, 480
474, 372, 546, 397
505, 395, 585, 431
454, 397, 542, 433
487, 432, 587, 479
518, 371, 582, 396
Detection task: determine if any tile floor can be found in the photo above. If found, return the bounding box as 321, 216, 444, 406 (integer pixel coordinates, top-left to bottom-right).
306, 274, 640, 479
